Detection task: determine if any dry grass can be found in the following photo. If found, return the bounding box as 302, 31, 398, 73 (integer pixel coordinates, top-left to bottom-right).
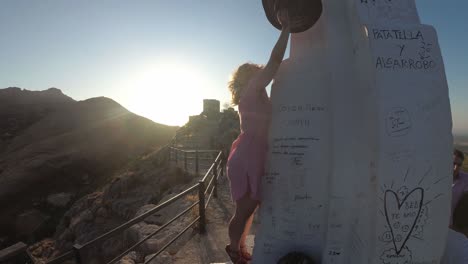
185, 194, 200, 219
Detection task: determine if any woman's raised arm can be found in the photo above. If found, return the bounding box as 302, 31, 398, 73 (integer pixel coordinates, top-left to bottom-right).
252, 9, 291, 91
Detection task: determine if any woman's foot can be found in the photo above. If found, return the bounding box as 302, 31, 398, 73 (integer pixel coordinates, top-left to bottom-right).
240, 245, 252, 261
225, 245, 248, 264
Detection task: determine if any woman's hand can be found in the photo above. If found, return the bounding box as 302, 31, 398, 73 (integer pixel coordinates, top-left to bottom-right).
276, 8, 290, 30
249, 7, 290, 93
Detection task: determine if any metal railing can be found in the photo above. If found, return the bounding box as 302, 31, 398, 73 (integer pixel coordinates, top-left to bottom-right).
2, 146, 225, 264
169, 147, 221, 176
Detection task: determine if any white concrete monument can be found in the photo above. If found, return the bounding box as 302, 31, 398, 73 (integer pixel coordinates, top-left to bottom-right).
252, 0, 453, 263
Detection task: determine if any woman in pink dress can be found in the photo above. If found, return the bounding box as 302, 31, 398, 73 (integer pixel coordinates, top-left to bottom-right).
225, 9, 290, 264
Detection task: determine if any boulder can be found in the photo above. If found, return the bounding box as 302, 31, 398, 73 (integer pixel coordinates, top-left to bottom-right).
47, 192, 73, 208
135, 204, 164, 225
145, 251, 173, 264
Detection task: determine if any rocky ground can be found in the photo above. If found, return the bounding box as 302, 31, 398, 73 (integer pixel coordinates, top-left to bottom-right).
0, 87, 177, 246
24, 147, 235, 264
170, 173, 235, 264
0, 87, 243, 263
25, 147, 186, 263
170, 170, 258, 264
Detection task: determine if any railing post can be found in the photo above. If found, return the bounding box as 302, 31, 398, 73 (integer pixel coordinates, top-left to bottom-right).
221, 161, 225, 178
73, 244, 83, 264
184, 151, 188, 171
198, 181, 206, 234
175, 149, 178, 166
213, 163, 218, 198
195, 148, 199, 176
221, 151, 226, 178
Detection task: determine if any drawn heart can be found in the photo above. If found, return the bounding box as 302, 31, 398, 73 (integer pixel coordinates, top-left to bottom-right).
384, 188, 424, 254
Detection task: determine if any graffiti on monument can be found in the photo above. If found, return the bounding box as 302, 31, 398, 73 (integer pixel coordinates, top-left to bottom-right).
271, 137, 319, 155
384, 188, 423, 254
385, 107, 412, 137
378, 165, 448, 264
357, 0, 418, 23
372, 28, 436, 71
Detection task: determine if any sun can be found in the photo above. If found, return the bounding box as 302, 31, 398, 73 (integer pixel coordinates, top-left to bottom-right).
125, 62, 209, 126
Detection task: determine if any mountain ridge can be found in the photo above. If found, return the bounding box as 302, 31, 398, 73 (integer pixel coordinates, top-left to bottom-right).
0, 87, 178, 243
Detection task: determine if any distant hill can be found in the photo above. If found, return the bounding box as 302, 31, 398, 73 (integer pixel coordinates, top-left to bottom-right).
0, 87, 74, 150
454, 134, 468, 153
0, 87, 178, 241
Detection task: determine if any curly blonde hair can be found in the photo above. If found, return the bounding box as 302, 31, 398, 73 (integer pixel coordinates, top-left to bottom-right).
228, 63, 263, 105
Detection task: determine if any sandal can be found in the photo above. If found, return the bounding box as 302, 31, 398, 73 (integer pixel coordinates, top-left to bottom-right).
225, 245, 249, 264
240, 246, 252, 261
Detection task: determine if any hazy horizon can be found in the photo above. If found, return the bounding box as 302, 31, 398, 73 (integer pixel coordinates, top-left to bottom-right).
0, 1, 467, 133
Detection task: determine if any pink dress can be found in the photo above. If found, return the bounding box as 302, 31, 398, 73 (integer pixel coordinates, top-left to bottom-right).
226, 82, 272, 201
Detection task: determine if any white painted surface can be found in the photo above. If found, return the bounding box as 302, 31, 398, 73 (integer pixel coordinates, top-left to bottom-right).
253, 55, 332, 263
367, 23, 452, 264
252, 0, 452, 263
356, 0, 420, 25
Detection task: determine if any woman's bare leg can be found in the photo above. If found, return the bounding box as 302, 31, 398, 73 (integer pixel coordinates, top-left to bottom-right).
240, 209, 256, 249
228, 194, 259, 252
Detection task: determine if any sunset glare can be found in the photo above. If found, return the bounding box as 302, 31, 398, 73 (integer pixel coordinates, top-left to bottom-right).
124, 62, 210, 126
0, 1, 466, 134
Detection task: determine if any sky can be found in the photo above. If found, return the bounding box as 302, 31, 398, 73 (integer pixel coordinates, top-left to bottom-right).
0, 0, 466, 134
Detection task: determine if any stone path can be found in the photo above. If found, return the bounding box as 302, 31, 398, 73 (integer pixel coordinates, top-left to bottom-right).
171, 172, 256, 264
